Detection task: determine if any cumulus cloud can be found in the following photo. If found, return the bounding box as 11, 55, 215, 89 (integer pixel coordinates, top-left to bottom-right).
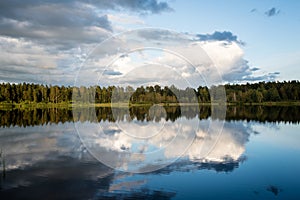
0, 36, 69, 84
0, 0, 172, 85
265, 7, 280, 17
75, 29, 279, 87
199, 41, 272, 83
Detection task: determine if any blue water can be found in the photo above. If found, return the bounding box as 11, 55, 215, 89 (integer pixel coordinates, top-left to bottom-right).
0, 119, 300, 199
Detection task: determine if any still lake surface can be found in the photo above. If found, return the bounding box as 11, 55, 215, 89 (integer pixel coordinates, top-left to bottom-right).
0, 106, 300, 199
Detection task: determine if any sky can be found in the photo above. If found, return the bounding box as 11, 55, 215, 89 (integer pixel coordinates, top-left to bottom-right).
0, 0, 299, 86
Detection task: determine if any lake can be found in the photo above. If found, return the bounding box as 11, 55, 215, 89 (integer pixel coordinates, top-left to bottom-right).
0, 106, 300, 199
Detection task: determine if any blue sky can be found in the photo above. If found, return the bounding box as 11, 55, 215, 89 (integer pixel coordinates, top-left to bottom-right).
0, 0, 299, 85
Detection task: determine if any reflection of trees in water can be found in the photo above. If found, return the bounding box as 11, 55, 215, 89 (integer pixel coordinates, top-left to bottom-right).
0, 106, 300, 127
0, 108, 73, 127
226, 106, 300, 123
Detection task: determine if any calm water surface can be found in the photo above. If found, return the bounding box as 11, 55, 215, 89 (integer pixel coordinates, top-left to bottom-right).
0, 106, 300, 199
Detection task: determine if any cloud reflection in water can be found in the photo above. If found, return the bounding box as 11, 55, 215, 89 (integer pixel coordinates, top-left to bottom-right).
0, 116, 257, 199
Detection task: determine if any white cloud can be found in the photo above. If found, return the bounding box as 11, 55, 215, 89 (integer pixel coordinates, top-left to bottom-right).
73, 29, 280, 87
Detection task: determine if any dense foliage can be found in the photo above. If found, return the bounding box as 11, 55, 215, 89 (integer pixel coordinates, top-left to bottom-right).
225, 81, 300, 103
0, 81, 299, 104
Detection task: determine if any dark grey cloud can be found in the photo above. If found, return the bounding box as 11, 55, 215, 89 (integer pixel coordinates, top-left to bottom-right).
265, 7, 280, 17
250, 8, 257, 13
196, 31, 244, 45
0, 0, 172, 45
0, 2, 112, 45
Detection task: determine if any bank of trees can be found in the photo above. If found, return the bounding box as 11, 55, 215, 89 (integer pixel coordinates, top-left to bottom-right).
225, 81, 300, 103
0, 81, 299, 104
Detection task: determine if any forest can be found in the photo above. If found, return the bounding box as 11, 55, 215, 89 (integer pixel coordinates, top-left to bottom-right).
0, 81, 299, 105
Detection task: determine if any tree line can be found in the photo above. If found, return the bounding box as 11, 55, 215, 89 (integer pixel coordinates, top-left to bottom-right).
0, 81, 299, 104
